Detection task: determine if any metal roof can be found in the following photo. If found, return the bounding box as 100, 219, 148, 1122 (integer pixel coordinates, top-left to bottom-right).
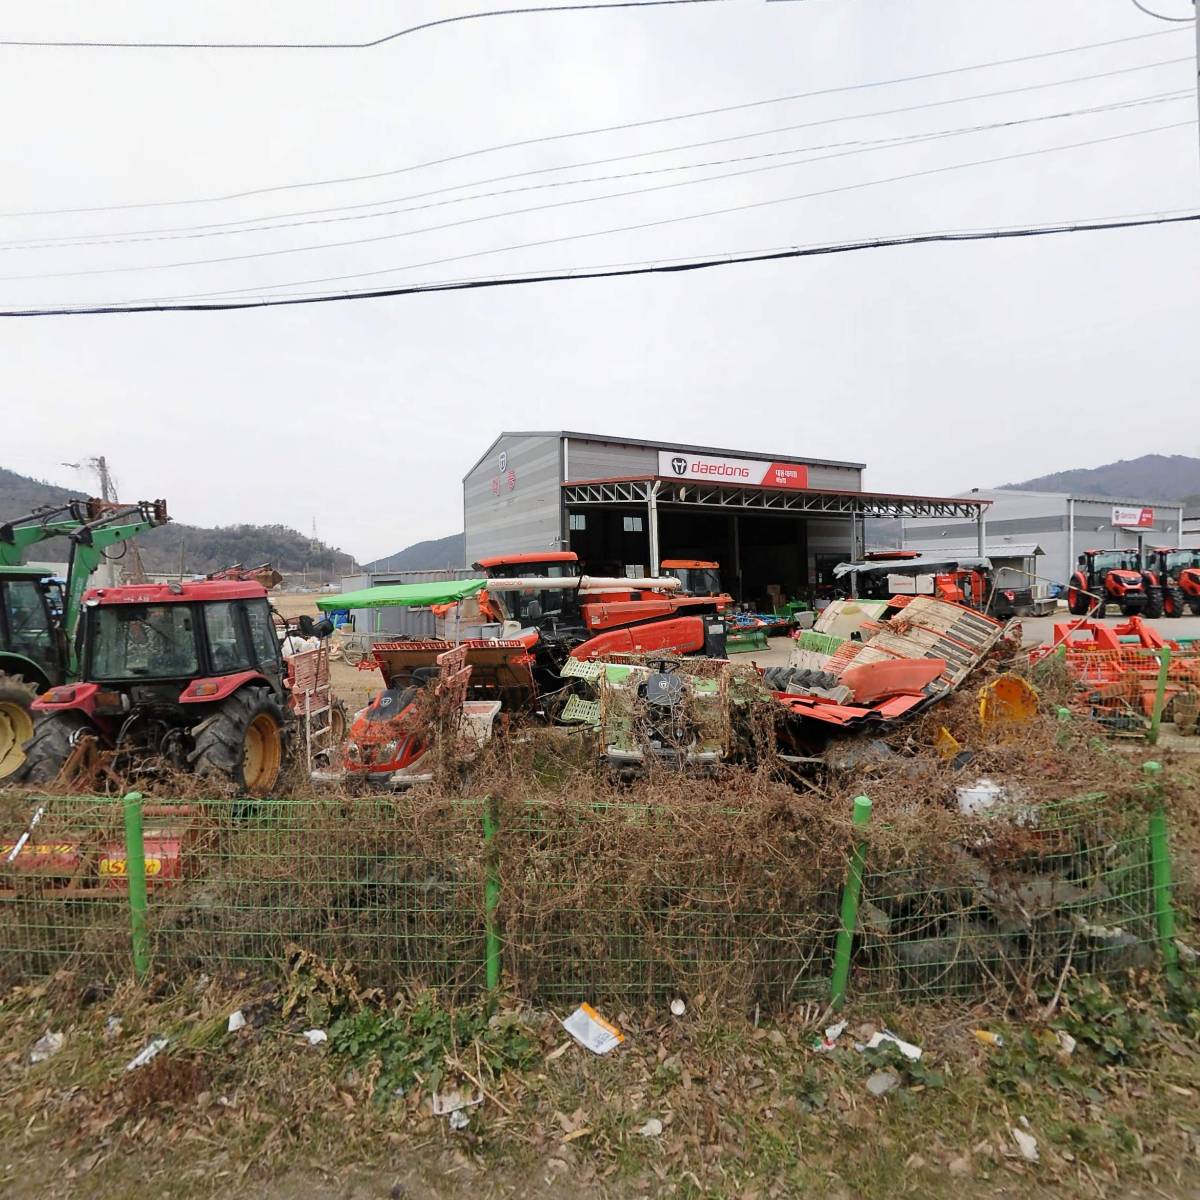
561, 475, 989, 519
898, 540, 1045, 558
465, 430, 865, 479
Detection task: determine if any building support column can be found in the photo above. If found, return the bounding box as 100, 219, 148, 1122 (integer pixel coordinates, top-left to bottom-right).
1067, 498, 1075, 584
976, 506, 987, 557
848, 514, 859, 598
731, 514, 742, 602
647, 482, 661, 576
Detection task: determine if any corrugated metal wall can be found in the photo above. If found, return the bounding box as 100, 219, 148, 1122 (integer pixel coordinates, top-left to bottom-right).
565, 437, 656, 480
464, 433, 563, 564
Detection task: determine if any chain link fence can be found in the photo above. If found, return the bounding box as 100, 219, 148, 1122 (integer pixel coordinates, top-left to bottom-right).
0, 776, 1181, 1008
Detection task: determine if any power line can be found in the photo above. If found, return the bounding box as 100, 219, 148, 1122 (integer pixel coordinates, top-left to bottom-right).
3, 119, 1189, 285
0, 0, 729, 50
136, 206, 1200, 305
7, 91, 1186, 253
2, 27, 1189, 218
1129, 0, 1194, 21
123, 120, 1193, 305
7, 60, 1189, 249
4, 214, 1196, 317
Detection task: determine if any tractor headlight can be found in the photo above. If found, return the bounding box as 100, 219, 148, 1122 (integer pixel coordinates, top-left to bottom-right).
378, 740, 400, 761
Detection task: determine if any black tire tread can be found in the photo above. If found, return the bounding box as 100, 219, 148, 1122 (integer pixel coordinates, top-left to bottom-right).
189, 685, 288, 791
18, 711, 94, 785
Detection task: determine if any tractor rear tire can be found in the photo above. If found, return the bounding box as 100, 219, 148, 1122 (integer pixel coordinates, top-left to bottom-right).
1190, 598, 1200, 617
190, 686, 288, 794
18, 711, 96, 785
1067, 579, 1090, 616
0, 672, 37, 781
1163, 585, 1185, 618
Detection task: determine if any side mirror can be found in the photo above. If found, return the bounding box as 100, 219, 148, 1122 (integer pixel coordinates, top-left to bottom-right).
297, 614, 315, 638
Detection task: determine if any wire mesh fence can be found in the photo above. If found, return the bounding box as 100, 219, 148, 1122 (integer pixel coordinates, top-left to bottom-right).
0, 781, 1180, 1008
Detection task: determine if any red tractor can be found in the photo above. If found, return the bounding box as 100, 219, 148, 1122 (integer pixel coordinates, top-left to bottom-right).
1141, 548, 1200, 619
1066, 550, 1152, 618
19, 579, 313, 792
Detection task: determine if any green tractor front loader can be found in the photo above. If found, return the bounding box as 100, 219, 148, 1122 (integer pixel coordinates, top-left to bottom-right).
0, 498, 168, 779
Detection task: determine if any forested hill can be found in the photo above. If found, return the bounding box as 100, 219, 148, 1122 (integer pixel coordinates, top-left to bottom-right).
0, 466, 356, 579
1002, 454, 1200, 505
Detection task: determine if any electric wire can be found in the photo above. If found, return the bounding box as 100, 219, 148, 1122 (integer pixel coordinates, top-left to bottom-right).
4, 214, 1196, 317
6, 62, 1189, 250
140, 205, 1199, 305
0, 0, 729, 50
2, 118, 1188, 285
1129, 0, 1195, 21
2, 26, 1189, 218
132, 119, 1197, 303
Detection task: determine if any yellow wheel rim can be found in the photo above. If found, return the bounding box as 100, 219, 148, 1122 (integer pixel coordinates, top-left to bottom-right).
243, 713, 282, 792
329, 705, 347, 746
0, 700, 34, 780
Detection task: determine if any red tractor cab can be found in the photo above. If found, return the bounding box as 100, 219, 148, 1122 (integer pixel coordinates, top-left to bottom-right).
659, 560, 729, 602
1067, 550, 1151, 618
23, 579, 305, 792
1141, 548, 1200, 619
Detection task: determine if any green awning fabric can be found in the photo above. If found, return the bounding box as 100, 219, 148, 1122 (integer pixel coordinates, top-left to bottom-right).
316, 579, 486, 611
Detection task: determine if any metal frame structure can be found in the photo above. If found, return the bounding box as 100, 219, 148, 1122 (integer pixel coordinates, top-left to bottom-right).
561, 476, 989, 584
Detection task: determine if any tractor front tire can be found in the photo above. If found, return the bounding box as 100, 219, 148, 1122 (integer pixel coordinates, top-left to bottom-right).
18, 711, 96, 785
0, 672, 37, 781
191, 686, 288, 794
1067, 579, 1090, 616
1143, 587, 1163, 619
1163, 585, 1185, 618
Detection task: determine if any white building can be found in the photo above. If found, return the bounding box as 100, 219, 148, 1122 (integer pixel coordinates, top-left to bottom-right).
902, 488, 1184, 591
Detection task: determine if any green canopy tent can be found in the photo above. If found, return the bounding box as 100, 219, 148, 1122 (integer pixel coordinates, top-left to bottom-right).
316, 579, 486, 612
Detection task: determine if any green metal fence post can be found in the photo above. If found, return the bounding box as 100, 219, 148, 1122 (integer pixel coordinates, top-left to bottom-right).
481, 794, 501, 991
122, 791, 150, 982
830, 794, 872, 1010
1147, 647, 1171, 745
1143, 762, 1180, 984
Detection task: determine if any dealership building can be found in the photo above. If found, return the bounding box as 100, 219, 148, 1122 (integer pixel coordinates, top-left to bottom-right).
901, 488, 1185, 592
460, 431, 988, 608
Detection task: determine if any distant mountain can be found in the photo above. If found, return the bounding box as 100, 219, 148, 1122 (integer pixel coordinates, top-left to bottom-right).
0, 466, 357, 580
361, 532, 465, 574
1002, 454, 1200, 505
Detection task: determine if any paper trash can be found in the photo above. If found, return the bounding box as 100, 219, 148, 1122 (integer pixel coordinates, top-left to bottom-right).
227, 1010, 247, 1033
859, 1029, 922, 1061
562, 1004, 624, 1055
30, 1031, 65, 1064
814, 1019, 847, 1052
125, 1037, 169, 1071
301, 1029, 328, 1046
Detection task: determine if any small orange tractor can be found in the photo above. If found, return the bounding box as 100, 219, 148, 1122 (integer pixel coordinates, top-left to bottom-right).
1066, 550, 1152, 618
1140, 548, 1200, 619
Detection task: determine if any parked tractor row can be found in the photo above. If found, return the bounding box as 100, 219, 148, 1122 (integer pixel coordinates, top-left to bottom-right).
1067, 547, 1200, 619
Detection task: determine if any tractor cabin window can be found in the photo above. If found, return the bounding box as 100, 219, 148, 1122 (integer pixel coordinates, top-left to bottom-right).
91, 604, 200, 680
2, 579, 55, 673
203, 602, 254, 673
245, 600, 282, 668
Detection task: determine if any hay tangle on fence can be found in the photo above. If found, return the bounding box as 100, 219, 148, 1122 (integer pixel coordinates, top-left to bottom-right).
0, 673, 1181, 1009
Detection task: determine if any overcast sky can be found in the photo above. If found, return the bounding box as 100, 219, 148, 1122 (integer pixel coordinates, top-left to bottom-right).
2, 0, 1197, 562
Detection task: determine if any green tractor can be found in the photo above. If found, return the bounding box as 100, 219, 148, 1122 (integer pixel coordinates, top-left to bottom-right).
0, 498, 168, 779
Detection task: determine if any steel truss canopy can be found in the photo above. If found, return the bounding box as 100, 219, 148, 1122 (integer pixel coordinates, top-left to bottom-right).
561, 476, 989, 520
